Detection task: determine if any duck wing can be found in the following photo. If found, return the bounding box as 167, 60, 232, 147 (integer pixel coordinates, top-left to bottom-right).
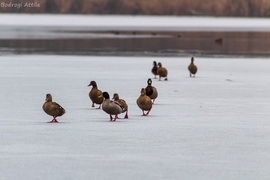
111, 100, 124, 111
51, 102, 65, 116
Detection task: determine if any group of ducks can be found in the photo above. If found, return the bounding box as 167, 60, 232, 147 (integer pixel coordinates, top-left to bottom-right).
42, 57, 197, 123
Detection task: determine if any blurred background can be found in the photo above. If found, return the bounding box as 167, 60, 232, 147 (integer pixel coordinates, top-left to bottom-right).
1, 0, 270, 56
1, 0, 270, 17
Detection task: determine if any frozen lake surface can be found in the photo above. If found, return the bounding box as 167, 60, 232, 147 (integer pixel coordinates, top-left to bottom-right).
1, 55, 270, 179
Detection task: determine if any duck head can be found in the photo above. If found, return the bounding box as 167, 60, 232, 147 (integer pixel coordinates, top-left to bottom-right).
102, 92, 110, 99
112, 93, 119, 101
158, 62, 162, 67
191, 57, 194, 63
45, 94, 52, 102
153, 61, 157, 66
87, 81, 97, 87
140, 88, 146, 95
147, 78, 152, 85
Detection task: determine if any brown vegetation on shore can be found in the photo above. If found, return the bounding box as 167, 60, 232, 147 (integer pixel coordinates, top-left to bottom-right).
1, 0, 270, 17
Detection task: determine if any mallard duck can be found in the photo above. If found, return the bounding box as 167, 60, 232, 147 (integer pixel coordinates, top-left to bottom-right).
188, 57, 198, 78
42, 94, 65, 123
152, 61, 158, 79
112, 93, 128, 119
100, 92, 123, 121
136, 88, 152, 116
87, 81, 103, 109
145, 78, 158, 104
157, 62, 168, 81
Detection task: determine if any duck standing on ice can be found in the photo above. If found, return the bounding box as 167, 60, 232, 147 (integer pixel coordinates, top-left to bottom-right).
112, 93, 128, 119
137, 88, 152, 116
151, 61, 158, 79
157, 62, 168, 81
87, 80, 103, 109
145, 78, 158, 104
100, 92, 123, 121
188, 57, 198, 78
42, 94, 65, 123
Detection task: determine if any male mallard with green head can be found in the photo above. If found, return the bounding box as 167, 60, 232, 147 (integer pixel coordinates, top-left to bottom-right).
145, 78, 158, 104
42, 94, 65, 123
112, 93, 128, 119
87, 80, 103, 109
188, 57, 198, 78
100, 92, 123, 121
157, 62, 168, 81
152, 61, 158, 79
137, 88, 152, 116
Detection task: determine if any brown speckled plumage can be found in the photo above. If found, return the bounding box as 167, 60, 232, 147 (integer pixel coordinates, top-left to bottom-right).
100, 92, 123, 121
42, 94, 65, 123
157, 62, 168, 81
88, 81, 103, 109
136, 88, 152, 116
113, 93, 128, 119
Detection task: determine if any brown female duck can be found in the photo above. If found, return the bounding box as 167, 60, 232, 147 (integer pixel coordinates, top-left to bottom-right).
100, 92, 123, 121
145, 78, 158, 104
157, 62, 168, 81
151, 61, 158, 79
87, 80, 103, 109
42, 94, 65, 123
112, 93, 128, 119
188, 57, 198, 78
136, 88, 152, 116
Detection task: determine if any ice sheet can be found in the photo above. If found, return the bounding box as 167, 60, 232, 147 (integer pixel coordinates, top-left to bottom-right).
1, 55, 270, 179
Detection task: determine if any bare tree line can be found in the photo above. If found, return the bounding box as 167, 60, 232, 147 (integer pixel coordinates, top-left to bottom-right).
1, 0, 270, 17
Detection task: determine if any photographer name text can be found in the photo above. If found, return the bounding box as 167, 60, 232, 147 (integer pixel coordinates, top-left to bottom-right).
1, 2, 40, 9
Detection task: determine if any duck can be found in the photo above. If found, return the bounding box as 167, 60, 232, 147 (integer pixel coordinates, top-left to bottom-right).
87, 81, 103, 109
112, 93, 128, 119
145, 78, 158, 104
136, 88, 152, 116
188, 57, 198, 78
42, 94, 65, 123
151, 61, 158, 79
99, 92, 123, 121
157, 62, 168, 81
